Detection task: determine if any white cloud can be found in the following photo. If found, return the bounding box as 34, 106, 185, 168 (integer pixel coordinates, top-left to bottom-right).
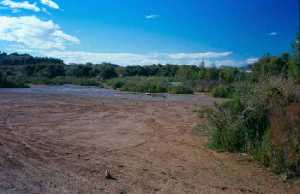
246, 57, 259, 64
40, 0, 59, 9
41, 7, 50, 14
168, 52, 232, 60
145, 14, 159, 19
0, 0, 40, 12
0, 16, 80, 50
213, 59, 244, 67
39, 50, 237, 66
268, 32, 277, 36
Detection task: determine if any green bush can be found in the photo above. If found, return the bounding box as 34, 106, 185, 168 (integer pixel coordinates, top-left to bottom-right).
113, 80, 125, 89
206, 96, 268, 152
0, 73, 29, 88
168, 85, 193, 94
106, 76, 195, 94
199, 77, 300, 176
106, 77, 169, 93
71, 78, 101, 87
212, 85, 234, 98
0, 80, 29, 88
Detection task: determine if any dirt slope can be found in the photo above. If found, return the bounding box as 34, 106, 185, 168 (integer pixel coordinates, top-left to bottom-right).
0, 92, 299, 194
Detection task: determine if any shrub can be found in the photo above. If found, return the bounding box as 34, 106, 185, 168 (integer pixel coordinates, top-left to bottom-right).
212, 85, 234, 98
71, 78, 101, 87
168, 85, 194, 94
106, 77, 170, 93
0, 72, 29, 88
199, 77, 300, 176
113, 80, 125, 89
106, 77, 195, 94
0, 80, 29, 88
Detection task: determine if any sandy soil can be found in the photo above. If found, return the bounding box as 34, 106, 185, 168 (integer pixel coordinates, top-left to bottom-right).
0, 91, 299, 194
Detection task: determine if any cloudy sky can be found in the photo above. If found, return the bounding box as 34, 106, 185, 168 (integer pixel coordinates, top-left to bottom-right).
0, 0, 299, 66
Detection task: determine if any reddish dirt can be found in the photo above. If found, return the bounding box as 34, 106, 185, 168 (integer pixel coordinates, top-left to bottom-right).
0, 92, 299, 194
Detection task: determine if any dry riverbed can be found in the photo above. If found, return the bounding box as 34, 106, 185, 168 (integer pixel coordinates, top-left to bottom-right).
0, 86, 299, 194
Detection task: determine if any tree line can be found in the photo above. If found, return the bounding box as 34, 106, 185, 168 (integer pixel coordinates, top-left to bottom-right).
0, 35, 299, 88
0, 55, 245, 84
0, 52, 63, 66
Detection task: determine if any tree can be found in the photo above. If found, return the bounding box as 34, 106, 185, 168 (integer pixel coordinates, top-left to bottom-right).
71, 65, 93, 77
175, 65, 200, 80
0, 52, 63, 66
219, 66, 239, 83
157, 64, 179, 77
289, 35, 300, 82
45, 64, 66, 78
252, 54, 289, 79
99, 65, 118, 80
204, 66, 219, 80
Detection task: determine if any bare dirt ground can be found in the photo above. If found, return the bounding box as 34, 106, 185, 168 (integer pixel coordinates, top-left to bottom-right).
0, 91, 299, 194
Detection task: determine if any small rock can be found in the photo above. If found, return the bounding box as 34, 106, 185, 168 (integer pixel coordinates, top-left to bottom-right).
280, 173, 288, 181
105, 169, 116, 180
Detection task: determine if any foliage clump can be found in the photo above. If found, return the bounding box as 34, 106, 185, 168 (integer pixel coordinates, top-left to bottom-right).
0, 72, 29, 88
168, 85, 193, 94
106, 76, 194, 94
198, 77, 300, 177
212, 84, 234, 98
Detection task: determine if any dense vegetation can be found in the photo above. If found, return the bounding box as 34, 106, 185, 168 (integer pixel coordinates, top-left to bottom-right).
0, 71, 29, 88
198, 36, 300, 178
0, 52, 246, 93
106, 76, 194, 94
0, 52, 63, 66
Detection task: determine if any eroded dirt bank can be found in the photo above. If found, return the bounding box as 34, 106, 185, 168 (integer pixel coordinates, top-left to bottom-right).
0, 91, 299, 194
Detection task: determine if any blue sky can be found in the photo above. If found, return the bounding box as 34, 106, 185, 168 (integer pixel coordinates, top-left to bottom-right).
0, 0, 299, 66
